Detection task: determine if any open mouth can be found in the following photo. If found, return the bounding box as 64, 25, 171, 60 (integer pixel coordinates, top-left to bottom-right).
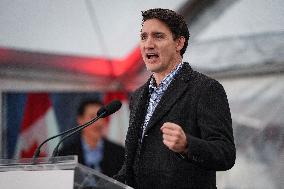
146, 53, 159, 60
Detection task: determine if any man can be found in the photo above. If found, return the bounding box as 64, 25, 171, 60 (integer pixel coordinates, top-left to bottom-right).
59, 99, 125, 177
114, 8, 236, 188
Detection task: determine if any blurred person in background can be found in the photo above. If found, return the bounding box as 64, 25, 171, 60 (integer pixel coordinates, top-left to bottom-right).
114, 8, 236, 188
59, 99, 124, 177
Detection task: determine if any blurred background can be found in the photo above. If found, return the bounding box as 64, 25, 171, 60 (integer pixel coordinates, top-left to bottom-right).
0, 0, 283, 188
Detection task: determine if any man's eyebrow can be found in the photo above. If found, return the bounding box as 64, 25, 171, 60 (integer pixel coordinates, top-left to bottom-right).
141, 31, 165, 35
153, 32, 164, 35
140, 31, 165, 38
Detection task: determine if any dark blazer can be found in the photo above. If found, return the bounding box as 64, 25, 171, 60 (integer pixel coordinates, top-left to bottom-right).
59, 134, 125, 177
114, 63, 236, 189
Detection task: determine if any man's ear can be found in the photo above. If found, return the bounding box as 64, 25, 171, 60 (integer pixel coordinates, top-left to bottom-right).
176, 36, 185, 52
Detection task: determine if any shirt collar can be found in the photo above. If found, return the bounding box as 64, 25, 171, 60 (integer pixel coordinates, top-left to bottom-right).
149, 62, 183, 93
82, 138, 104, 153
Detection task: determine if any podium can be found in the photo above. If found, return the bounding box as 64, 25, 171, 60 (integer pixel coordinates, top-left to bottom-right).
0, 155, 133, 189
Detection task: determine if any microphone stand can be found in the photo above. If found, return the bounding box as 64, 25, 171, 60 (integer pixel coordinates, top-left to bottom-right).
51, 112, 106, 157
32, 111, 106, 163
32, 99, 121, 164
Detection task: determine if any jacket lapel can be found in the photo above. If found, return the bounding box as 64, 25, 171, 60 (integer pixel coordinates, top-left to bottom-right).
144, 63, 193, 134
130, 80, 150, 130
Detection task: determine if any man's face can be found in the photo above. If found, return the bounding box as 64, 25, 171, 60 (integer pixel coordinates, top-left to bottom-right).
140, 18, 183, 76
78, 104, 105, 142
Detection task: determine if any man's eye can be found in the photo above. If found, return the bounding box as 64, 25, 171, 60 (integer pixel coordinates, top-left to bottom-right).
155, 34, 164, 39
141, 35, 147, 40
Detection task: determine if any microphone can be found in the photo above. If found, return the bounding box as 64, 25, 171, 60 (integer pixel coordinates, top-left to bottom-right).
97, 99, 122, 118
32, 100, 122, 161
32, 113, 105, 160
51, 100, 122, 157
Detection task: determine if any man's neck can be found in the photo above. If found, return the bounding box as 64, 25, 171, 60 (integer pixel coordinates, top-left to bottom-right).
153, 60, 182, 86
83, 135, 100, 149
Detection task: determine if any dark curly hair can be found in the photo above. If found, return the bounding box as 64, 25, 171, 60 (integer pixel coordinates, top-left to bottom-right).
141, 8, 190, 56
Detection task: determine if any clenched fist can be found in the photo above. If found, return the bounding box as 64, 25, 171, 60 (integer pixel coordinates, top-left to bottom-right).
160, 122, 188, 154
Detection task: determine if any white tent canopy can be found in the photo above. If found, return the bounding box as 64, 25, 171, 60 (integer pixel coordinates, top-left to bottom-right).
184, 0, 284, 73
0, 0, 187, 58
0, 0, 188, 91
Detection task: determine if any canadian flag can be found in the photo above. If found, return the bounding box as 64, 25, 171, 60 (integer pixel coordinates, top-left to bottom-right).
104, 91, 130, 146
14, 93, 60, 158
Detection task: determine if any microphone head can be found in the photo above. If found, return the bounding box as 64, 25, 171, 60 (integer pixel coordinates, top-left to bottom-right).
97, 100, 122, 118
97, 106, 107, 117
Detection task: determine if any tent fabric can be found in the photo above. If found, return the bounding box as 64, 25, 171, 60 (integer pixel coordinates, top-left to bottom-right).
186, 31, 284, 73
1, 0, 283, 90
216, 76, 284, 189
222, 75, 284, 128
0, 0, 187, 58
183, 0, 284, 73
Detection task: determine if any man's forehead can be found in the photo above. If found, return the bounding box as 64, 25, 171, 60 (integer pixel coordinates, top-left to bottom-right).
141, 20, 170, 33
141, 29, 165, 34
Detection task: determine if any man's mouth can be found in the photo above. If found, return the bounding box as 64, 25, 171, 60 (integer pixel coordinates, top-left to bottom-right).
146, 53, 159, 60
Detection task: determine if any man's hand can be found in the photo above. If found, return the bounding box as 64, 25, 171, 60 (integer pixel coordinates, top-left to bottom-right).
160, 122, 188, 154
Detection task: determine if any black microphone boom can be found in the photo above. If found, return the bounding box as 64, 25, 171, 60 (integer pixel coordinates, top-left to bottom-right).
32, 114, 104, 160
97, 100, 122, 118
51, 100, 122, 157
32, 100, 121, 161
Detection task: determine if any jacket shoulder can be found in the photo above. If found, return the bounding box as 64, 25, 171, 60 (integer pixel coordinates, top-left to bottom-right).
187, 66, 224, 90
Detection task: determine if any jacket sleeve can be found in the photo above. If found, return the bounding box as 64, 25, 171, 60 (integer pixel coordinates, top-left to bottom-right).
185, 79, 236, 171
113, 93, 137, 186
113, 162, 127, 183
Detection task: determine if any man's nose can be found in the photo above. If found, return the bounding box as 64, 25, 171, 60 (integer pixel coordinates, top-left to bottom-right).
144, 37, 155, 49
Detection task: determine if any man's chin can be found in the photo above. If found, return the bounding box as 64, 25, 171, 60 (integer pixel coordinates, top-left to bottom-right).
146, 66, 159, 73
145, 63, 160, 72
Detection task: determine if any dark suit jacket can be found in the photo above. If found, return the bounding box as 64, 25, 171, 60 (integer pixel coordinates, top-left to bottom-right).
114, 63, 236, 189
58, 134, 125, 177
